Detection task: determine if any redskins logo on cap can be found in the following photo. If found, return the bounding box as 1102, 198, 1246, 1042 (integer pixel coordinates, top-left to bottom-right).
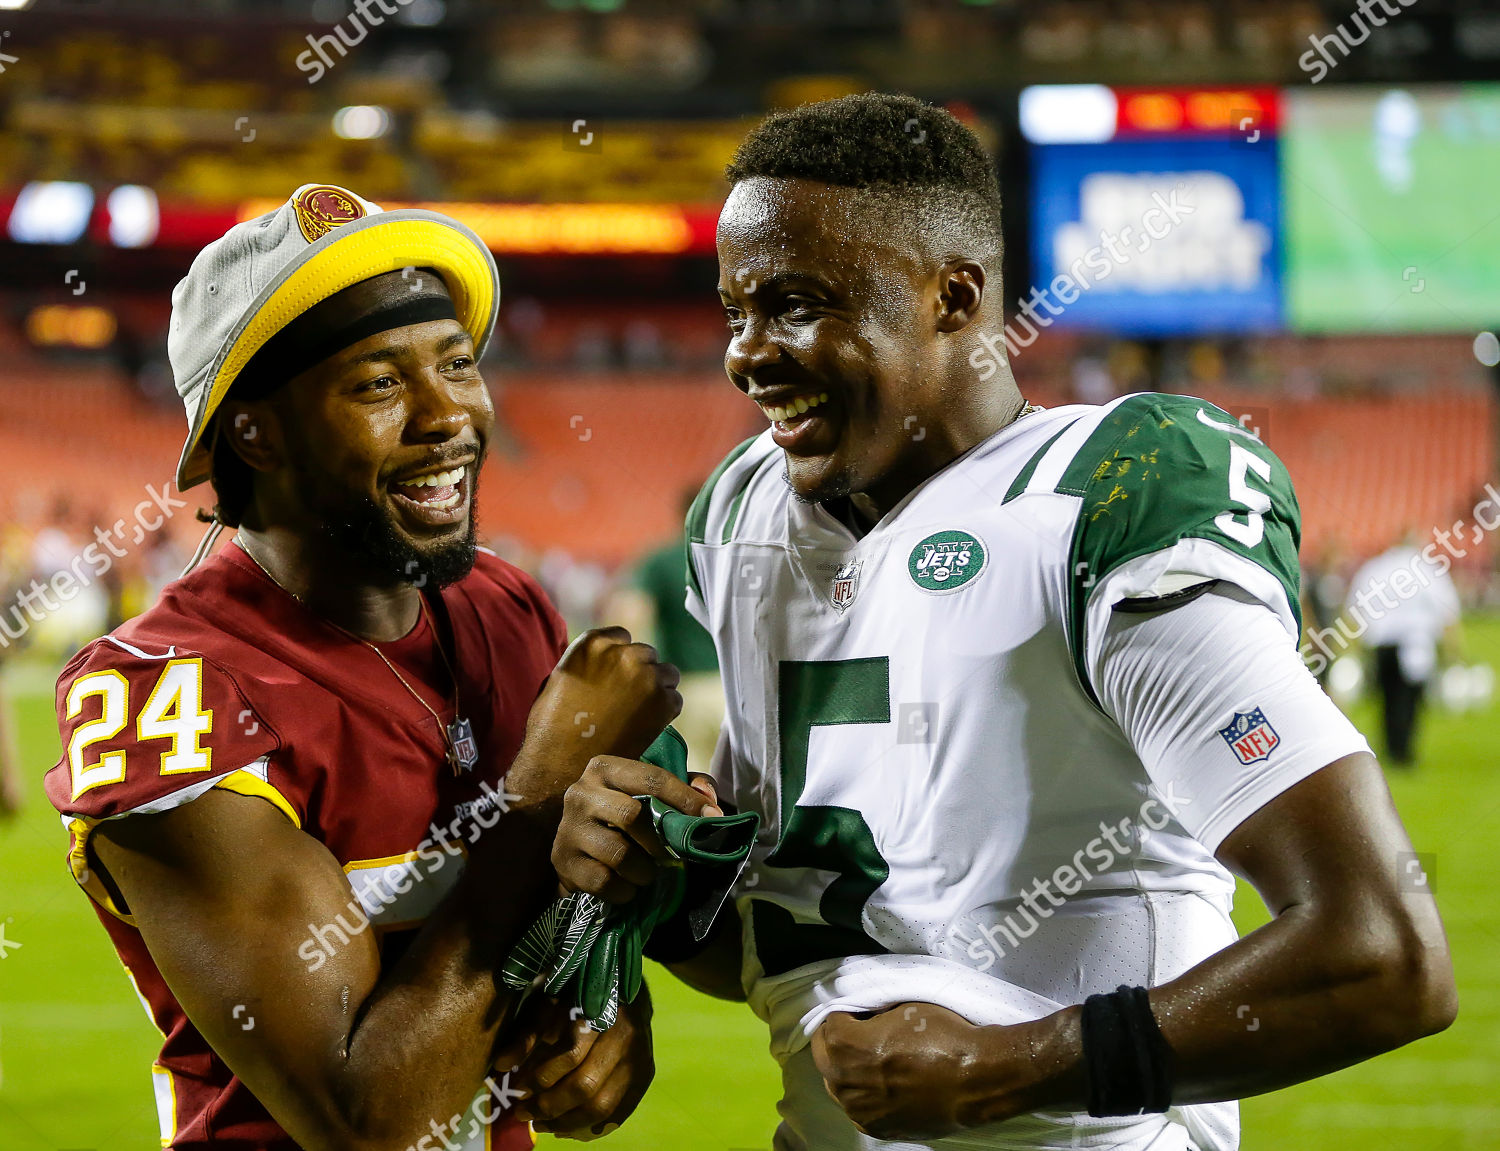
292, 185, 367, 243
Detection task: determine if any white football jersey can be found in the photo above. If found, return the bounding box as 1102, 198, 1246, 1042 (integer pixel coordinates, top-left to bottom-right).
685, 393, 1369, 1151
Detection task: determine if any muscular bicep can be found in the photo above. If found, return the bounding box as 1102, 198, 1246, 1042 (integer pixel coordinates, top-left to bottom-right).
93, 788, 382, 1144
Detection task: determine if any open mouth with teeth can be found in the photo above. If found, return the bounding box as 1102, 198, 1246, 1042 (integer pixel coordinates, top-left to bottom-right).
757, 390, 840, 455
759, 391, 831, 425
390, 465, 469, 524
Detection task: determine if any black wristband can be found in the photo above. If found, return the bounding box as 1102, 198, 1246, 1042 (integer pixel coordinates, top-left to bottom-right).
1079, 985, 1175, 1117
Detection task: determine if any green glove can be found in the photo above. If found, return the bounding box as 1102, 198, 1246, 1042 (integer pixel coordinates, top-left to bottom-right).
500, 727, 759, 1031
573, 728, 758, 1028
644, 794, 761, 866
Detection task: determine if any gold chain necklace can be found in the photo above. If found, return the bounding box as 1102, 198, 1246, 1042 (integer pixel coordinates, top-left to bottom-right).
235, 535, 475, 776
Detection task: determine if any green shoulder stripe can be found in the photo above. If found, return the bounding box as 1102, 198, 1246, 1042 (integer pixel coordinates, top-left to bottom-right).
1058, 394, 1303, 703
686, 434, 760, 546
720, 473, 753, 544
684, 433, 761, 600
1002, 425, 1072, 504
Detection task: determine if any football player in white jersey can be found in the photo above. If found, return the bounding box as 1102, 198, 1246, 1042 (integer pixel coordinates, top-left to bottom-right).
550, 94, 1455, 1150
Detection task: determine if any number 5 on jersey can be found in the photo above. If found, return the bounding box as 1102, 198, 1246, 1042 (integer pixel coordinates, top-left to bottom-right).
752, 657, 892, 979
1215, 442, 1274, 548
66, 658, 214, 800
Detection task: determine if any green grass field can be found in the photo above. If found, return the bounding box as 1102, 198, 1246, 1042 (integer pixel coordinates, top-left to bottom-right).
3, 621, 1499, 1150
1283, 86, 1500, 333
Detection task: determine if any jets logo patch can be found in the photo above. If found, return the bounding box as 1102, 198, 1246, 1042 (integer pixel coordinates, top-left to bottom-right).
292, 184, 366, 243
908, 530, 986, 594
1219, 708, 1280, 765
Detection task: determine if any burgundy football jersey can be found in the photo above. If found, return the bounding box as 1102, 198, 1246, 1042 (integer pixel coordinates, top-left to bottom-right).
47, 541, 565, 1150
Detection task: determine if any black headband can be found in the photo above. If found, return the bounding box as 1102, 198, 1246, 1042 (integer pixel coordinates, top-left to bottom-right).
233, 273, 459, 401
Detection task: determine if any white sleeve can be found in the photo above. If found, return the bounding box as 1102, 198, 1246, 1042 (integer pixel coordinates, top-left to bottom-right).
1089, 583, 1372, 854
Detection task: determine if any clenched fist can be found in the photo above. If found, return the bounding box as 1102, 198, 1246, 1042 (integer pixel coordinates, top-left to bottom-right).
811, 1002, 1069, 1141
506, 628, 682, 814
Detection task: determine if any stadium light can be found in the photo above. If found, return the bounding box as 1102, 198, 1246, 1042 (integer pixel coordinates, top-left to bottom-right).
1474, 331, 1500, 367
1019, 85, 1117, 145
399, 0, 445, 25
0, 0, 36, 10
107, 185, 160, 249
7, 181, 94, 245
26, 305, 117, 350
332, 105, 392, 140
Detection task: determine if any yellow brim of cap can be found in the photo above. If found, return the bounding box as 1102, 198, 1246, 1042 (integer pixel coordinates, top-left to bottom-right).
177, 215, 497, 490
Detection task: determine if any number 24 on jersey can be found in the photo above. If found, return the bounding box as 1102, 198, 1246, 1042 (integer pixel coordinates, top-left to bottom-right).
66, 658, 214, 800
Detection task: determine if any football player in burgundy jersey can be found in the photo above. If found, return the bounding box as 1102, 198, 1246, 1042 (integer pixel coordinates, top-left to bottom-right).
47, 185, 714, 1150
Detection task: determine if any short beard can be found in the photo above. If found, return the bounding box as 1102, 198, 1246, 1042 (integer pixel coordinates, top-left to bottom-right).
782, 461, 853, 506
328, 494, 479, 589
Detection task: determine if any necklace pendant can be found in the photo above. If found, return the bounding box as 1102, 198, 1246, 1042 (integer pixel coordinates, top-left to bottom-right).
447, 715, 479, 774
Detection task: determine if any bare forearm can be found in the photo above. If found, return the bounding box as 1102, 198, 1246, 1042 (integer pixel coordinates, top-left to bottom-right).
326, 728, 674, 1137
330, 809, 559, 1145
1149, 902, 1454, 1103
1142, 755, 1455, 1106
970, 905, 1454, 1124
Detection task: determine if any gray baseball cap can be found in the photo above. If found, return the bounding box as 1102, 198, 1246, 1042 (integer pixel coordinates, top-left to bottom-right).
168, 183, 500, 489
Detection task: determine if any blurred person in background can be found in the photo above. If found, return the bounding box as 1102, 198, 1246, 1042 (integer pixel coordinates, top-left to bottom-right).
1300, 538, 1349, 688
30, 495, 79, 577
1347, 532, 1463, 766
135, 530, 188, 615
604, 488, 724, 771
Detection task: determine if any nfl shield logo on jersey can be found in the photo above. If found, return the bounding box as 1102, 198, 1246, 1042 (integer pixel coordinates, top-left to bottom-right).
1218, 708, 1280, 765
830, 560, 862, 612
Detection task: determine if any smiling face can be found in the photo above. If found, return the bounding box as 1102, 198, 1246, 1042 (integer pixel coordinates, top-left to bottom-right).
255, 303, 493, 587
717, 177, 1000, 515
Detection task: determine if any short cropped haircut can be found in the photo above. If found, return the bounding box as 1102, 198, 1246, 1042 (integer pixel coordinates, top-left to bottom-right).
725, 92, 1004, 266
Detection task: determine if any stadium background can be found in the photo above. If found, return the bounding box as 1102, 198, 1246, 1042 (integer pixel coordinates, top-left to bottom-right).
1, 0, 1498, 1147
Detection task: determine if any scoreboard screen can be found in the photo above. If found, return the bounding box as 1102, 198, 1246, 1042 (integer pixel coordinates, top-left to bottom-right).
1021, 86, 1282, 336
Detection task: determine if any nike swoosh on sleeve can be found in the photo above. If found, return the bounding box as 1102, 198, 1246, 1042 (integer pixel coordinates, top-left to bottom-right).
1195, 407, 1262, 442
